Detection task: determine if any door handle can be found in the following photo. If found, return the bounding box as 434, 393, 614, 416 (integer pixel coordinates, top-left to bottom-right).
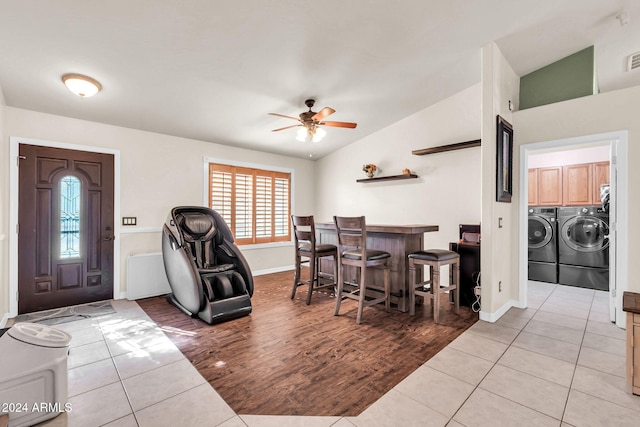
103, 236, 114, 241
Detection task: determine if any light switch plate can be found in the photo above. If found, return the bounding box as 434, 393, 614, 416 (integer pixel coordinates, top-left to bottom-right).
122, 217, 137, 226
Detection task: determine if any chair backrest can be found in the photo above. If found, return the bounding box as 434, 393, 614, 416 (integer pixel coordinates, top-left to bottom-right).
333, 216, 367, 251
291, 215, 317, 249
176, 211, 223, 268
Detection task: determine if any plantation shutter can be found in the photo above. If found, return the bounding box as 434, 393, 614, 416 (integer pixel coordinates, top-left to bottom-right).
209, 163, 290, 244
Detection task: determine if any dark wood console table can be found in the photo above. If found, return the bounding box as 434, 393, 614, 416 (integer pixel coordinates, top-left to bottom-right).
316, 223, 439, 312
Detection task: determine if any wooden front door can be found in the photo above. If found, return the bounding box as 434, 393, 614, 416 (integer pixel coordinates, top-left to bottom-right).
18, 144, 115, 314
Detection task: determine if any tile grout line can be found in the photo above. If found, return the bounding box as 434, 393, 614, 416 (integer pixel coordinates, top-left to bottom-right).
560, 292, 640, 417
98, 310, 141, 426
557, 287, 594, 424
447, 283, 591, 424
446, 287, 551, 424
103, 309, 235, 425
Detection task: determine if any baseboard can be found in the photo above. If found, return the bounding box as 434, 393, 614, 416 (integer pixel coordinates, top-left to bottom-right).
0, 312, 10, 328
253, 265, 295, 276
479, 299, 519, 323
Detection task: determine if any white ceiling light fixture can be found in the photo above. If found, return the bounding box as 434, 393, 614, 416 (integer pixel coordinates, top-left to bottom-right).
62, 73, 102, 97
312, 126, 326, 142
295, 124, 326, 142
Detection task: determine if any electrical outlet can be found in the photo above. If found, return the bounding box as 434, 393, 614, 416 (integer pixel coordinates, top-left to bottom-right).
498, 281, 502, 292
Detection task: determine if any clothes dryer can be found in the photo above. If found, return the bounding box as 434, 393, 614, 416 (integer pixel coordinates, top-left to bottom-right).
557, 206, 609, 290
528, 207, 557, 283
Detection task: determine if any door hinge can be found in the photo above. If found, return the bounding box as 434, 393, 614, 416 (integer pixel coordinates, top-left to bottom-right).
612, 289, 617, 298
16, 223, 19, 234
15, 290, 19, 302
611, 155, 617, 165
17, 155, 26, 166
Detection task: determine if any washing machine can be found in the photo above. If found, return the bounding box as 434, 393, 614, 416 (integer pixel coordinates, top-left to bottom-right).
528, 207, 558, 283
557, 206, 609, 290
0, 322, 71, 427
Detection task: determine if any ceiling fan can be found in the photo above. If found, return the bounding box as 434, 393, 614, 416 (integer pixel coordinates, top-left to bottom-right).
269, 99, 357, 142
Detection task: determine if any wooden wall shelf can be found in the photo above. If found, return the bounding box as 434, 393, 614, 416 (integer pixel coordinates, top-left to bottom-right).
357, 174, 418, 183
412, 139, 481, 156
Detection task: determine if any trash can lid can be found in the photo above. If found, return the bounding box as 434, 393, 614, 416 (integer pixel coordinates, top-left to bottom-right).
8, 322, 72, 348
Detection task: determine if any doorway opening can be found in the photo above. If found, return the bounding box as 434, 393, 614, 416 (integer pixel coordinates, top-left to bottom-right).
9, 137, 121, 317
519, 131, 628, 328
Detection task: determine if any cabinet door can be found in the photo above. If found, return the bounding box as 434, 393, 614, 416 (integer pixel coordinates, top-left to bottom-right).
528, 169, 538, 206
563, 163, 592, 206
592, 161, 610, 204
537, 167, 562, 206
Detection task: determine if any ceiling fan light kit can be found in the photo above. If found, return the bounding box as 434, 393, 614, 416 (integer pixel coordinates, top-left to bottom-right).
296, 125, 326, 142
269, 99, 357, 142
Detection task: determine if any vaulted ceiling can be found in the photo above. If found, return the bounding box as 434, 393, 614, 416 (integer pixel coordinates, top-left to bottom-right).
1, 1, 638, 159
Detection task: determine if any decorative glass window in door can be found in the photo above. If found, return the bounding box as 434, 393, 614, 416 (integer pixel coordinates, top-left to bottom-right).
60, 175, 81, 258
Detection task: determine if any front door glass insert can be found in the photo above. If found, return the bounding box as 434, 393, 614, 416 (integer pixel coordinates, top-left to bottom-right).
60, 175, 81, 258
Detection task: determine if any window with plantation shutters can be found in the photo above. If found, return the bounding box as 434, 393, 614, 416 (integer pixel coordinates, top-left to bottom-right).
209, 163, 291, 245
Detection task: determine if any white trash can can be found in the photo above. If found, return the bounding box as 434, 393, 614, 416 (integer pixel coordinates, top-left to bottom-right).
0, 322, 72, 427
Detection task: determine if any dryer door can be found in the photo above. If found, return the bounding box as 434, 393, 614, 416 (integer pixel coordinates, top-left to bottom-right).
561, 216, 609, 253
528, 216, 552, 249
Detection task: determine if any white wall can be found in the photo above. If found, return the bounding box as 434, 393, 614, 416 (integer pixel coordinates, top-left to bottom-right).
0, 85, 7, 323
513, 85, 640, 296
314, 84, 482, 253
528, 145, 610, 168
480, 43, 520, 319
1, 106, 316, 317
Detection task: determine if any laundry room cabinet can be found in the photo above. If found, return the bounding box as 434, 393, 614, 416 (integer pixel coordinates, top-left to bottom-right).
528, 169, 538, 205
529, 161, 609, 206
530, 166, 562, 206
563, 163, 592, 205
592, 161, 610, 202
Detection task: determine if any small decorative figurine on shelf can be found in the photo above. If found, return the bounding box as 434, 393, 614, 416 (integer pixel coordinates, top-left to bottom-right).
362, 163, 378, 178
402, 168, 411, 175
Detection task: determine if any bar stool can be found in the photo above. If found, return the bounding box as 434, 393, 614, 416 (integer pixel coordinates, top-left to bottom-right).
408, 249, 460, 324
291, 215, 338, 305
333, 216, 390, 325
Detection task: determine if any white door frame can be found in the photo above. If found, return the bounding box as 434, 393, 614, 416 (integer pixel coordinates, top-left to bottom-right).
518, 130, 628, 328
8, 136, 122, 317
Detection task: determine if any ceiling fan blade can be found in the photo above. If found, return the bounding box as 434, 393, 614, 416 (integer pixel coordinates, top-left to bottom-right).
268, 112, 300, 121
319, 121, 357, 129
311, 107, 335, 121
272, 124, 301, 132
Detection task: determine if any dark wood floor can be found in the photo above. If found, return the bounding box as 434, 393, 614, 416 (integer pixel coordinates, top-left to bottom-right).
137, 270, 478, 416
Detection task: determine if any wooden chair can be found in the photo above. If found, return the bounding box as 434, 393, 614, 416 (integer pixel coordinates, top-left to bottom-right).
291, 215, 338, 305
408, 249, 460, 324
333, 216, 390, 324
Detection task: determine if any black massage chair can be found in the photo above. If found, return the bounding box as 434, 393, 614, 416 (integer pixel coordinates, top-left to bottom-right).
162, 206, 253, 324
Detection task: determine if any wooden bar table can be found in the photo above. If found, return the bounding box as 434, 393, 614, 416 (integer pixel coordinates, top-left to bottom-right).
624, 291, 640, 395
315, 223, 439, 312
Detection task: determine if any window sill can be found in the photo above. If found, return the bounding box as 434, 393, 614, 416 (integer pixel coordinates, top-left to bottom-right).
238, 241, 293, 250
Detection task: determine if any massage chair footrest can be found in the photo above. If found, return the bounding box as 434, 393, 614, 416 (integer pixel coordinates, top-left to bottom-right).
201, 271, 247, 302
198, 294, 252, 325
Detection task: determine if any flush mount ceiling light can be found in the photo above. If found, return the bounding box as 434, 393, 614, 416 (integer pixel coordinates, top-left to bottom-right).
61, 73, 102, 97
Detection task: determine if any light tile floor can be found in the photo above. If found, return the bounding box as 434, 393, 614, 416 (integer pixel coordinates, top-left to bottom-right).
24, 281, 638, 426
